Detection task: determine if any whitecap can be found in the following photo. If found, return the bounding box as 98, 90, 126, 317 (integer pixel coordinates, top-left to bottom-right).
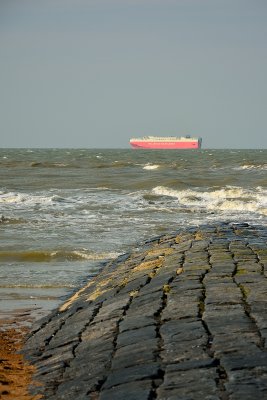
143, 164, 159, 170
151, 186, 267, 217
0, 191, 68, 208
72, 250, 120, 260
233, 164, 267, 171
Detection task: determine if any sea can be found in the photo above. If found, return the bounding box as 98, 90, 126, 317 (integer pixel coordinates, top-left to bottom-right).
1, 148, 267, 327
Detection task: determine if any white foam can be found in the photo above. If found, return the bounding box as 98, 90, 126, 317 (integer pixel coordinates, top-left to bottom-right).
72, 250, 120, 260
151, 186, 267, 217
143, 164, 159, 170
234, 164, 267, 171
0, 191, 77, 212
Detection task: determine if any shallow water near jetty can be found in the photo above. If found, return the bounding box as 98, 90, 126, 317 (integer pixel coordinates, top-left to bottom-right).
1, 148, 267, 324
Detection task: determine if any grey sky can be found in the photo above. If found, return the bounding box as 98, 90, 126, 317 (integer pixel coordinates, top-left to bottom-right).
0, 0, 267, 148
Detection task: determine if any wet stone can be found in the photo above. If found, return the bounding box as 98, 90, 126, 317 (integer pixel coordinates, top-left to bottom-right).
119, 315, 155, 332
204, 276, 236, 285
161, 298, 199, 320
157, 367, 218, 398
102, 362, 160, 390
212, 336, 260, 357
165, 358, 217, 371
99, 380, 153, 400
33, 343, 75, 368
221, 351, 267, 371
112, 338, 158, 362
52, 378, 100, 400
93, 295, 130, 322
205, 288, 242, 305
80, 318, 118, 342
160, 320, 206, 343
170, 278, 202, 290
116, 325, 157, 348
119, 275, 150, 293
77, 337, 115, 358
63, 357, 111, 380
161, 342, 208, 363
34, 360, 66, 378
111, 348, 156, 369
234, 273, 264, 284
202, 313, 257, 335
142, 273, 174, 290
122, 302, 159, 318
225, 367, 267, 399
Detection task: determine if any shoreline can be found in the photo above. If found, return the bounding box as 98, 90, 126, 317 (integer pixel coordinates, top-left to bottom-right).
2, 222, 267, 399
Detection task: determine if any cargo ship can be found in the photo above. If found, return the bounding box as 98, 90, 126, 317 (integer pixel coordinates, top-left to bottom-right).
130, 135, 202, 149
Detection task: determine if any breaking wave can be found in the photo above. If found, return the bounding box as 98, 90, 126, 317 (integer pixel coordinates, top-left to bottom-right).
0, 191, 75, 210
30, 162, 69, 168
143, 164, 160, 170
234, 164, 267, 171
0, 191, 61, 205
151, 186, 267, 216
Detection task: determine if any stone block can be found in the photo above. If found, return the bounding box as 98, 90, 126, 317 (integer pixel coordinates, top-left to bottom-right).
102, 362, 160, 389
99, 380, 152, 400
221, 351, 267, 371
157, 367, 218, 398
116, 325, 157, 348
119, 315, 155, 332
160, 320, 206, 343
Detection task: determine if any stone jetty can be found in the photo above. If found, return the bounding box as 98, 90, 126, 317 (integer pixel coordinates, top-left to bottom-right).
24, 223, 267, 399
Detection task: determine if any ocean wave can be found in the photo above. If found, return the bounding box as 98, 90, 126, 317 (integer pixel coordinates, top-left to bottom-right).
0, 215, 26, 224
0, 249, 120, 262
0, 284, 76, 289
0, 191, 54, 205
30, 162, 69, 168
0, 191, 74, 208
151, 186, 267, 216
94, 161, 133, 169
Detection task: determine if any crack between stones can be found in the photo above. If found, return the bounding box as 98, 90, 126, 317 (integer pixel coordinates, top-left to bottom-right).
28, 309, 82, 364
71, 302, 104, 358
92, 294, 136, 395
150, 277, 176, 399
231, 226, 267, 352
41, 305, 88, 349
202, 244, 230, 400
247, 244, 265, 276
199, 245, 214, 356
94, 255, 179, 398
26, 305, 98, 398
231, 255, 266, 350
150, 252, 187, 399
44, 320, 67, 348
26, 309, 59, 341
91, 263, 161, 396
47, 301, 103, 397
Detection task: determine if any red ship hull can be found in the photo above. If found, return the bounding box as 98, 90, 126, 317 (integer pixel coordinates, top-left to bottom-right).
130, 140, 201, 149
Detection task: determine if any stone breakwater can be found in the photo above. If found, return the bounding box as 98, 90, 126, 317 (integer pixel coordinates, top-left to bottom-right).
24, 223, 267, 400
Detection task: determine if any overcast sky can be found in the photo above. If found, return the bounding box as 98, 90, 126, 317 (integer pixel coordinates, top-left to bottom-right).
0, 0, 267, 148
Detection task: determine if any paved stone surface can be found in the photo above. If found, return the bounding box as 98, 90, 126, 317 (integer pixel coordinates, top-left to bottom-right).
24, 223, 267, 399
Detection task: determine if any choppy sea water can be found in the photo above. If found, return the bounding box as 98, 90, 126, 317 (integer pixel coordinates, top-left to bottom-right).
1, 148, 267, 324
